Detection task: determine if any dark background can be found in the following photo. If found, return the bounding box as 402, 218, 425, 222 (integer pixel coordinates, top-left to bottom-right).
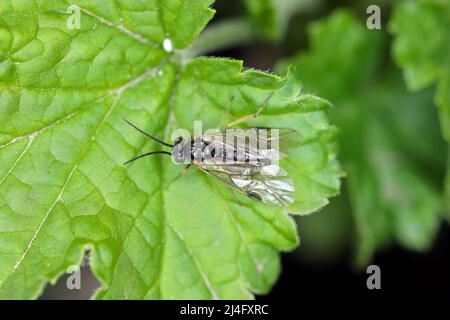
267, 223, 450, 299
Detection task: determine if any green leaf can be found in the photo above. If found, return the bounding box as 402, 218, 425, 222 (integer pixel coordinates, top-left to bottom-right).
0, 1, 341, 299
389, 0, 449, 92
278, 9, 445, 265
243, 0, 318, 41
389, 0, 450, 208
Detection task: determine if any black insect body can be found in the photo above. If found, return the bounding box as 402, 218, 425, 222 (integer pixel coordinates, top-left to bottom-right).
124, 120, 302, 207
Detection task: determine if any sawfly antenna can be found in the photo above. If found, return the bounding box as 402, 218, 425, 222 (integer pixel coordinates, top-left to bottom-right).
124, 151, 171, 165
124, 119, 174, 147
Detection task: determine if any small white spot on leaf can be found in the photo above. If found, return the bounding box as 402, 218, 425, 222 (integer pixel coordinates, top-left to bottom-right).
163, 38, 173, 52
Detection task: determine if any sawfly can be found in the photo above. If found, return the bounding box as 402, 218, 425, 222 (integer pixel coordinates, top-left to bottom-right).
123, 95, 303, 207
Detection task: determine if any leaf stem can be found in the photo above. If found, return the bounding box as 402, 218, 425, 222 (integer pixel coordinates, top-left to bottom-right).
184, 18, 256, 58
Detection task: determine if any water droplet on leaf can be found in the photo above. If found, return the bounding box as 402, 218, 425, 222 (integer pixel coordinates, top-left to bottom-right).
163, 38, 173, 52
